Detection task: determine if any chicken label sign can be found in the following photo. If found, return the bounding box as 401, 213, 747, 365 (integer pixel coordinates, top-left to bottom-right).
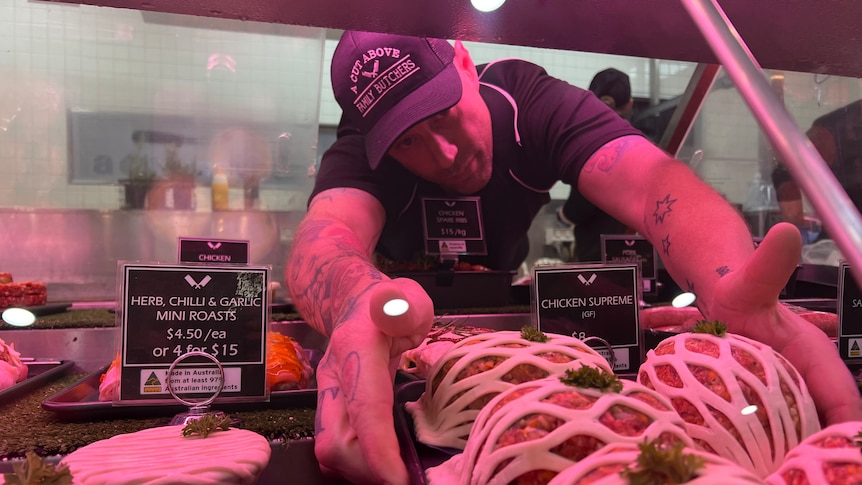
532, 263, 642, 373
178, 237, 250, 264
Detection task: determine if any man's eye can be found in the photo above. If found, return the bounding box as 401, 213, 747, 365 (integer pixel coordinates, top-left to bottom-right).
396, 136, 416, 149
434, 108, 451, 120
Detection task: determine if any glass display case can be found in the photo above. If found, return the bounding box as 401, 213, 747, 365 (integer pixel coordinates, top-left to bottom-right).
3, 0, 861, 300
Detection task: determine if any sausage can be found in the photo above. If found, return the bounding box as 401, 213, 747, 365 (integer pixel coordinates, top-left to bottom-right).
639, 305, 703, 332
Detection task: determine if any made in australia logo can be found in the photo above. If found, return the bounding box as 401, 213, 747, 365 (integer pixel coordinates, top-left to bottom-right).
143, 372, 162, 393
348, 47, 419, 118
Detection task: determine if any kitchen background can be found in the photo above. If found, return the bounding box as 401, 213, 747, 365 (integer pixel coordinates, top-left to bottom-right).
2, 0, 861, 300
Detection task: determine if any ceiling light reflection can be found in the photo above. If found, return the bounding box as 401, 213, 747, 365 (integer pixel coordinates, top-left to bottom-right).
1, 308, 36, 327
383, 298, 409, 317
471, 0, 505, 12
671, 292, 697, 308
740, 404, 758, 415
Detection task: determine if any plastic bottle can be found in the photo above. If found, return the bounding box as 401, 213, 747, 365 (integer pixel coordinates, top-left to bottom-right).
742, 172, 777, 237
211, 169, 229, 211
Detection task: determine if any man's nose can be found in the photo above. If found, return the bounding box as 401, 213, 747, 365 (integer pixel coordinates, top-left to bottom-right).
428, 133, 458, 169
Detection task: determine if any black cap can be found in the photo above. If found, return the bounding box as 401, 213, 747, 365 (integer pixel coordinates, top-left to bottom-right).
589, 68, 631, 110
331, 31, 463, 169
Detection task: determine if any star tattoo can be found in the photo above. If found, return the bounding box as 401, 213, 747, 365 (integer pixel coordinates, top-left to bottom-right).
653, 194, 677, 224
716, 266, 732, 277
661, 235, 671, 255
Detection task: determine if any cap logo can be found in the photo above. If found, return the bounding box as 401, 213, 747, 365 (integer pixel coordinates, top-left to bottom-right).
347, 47, 420, 119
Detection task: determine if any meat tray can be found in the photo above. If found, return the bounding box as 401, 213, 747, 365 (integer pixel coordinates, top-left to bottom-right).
387, 270, 516, 309
394, 379, 452, 485
0, 360, 74, 404
41, 350, 322, 420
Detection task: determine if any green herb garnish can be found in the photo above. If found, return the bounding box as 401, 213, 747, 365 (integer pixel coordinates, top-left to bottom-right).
855, 430, 862, 453
559, 366, 623, 392
2, 451, 73, 485
181, 414, 232, 438
621, 440, 705, 485
520, 325, 549, 343
690, 320, 728, 337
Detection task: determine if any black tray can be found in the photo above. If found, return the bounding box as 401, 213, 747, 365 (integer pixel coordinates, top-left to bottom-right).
388, 271, 515, 309
0, 360, 74, 403
41, 350, 322, 420
394, 380, 456, 485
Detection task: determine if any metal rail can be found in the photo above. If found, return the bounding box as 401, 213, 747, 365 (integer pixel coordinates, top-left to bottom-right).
659, 63, 721, 157
680, 0, 862, 286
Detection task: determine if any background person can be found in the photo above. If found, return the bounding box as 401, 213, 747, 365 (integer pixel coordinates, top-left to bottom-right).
772, 99, 862, 243
286, 31, 862, 485
559, 67, 635, 262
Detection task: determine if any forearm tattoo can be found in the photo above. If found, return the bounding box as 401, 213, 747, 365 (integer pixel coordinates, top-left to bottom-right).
287, 218, 383, 336
661, 235, 672, 257
315, 386, 340, 434
716, 266, 733, 277
648, 194, 678, 257
653, 194, 677, 224
315, 349, 362, 437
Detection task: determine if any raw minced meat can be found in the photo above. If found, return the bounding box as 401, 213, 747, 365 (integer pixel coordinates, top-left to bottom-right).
766, 421, 862, 485
426, 374, 694, 485
407, 331, 613, 450
638, 330, 820, 477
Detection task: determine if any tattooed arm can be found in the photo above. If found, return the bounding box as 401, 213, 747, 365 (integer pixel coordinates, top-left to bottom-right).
286, 187, 386, 337
286, 187, 434, 485
578, 135, 862, 425
576, 135, 752, 307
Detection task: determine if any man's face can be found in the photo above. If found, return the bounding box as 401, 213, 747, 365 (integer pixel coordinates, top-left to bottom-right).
386, 48, 493, 194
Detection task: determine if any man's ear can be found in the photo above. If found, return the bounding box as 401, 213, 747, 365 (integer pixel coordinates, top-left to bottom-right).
453, 40, 478, 81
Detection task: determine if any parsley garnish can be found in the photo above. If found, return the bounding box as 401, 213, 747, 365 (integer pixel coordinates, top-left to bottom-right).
690, 320, 728, 337
621, 440, 705, 485
559, 366, 623, 392
3, 451, 73, 485
520, 325, 549, 342
181, 414, 232, 438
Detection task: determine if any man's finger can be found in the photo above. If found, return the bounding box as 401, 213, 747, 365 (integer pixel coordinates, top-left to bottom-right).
342, 336, 410, 485
315, 350, 391, 484
723, 222, 802, 307
749, 222, 802, 286
369, 278, 434, 341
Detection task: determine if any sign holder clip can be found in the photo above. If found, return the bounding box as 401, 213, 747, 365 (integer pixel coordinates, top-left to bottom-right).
166, 351, 229, 426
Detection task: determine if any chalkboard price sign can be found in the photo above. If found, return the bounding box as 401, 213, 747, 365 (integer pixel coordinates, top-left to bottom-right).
118, 263, 269, 403
421, 197, 487, 255
838, 263, 862, 362
533, 263, 642, 372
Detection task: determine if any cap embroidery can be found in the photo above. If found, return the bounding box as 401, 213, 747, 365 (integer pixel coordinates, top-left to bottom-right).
349, 50, 421, 118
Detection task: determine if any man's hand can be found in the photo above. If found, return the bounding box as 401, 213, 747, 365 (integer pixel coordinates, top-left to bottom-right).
707, 222, 862, 425
313, 278, 433, 485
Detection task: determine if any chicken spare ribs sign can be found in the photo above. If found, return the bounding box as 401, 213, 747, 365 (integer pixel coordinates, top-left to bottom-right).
532, 263, 642, 373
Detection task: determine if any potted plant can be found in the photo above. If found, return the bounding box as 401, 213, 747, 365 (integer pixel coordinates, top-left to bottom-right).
120, 149, 157, 210
159, 142, 198, 210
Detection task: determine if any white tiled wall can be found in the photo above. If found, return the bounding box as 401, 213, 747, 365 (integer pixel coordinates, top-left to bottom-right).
0, 0, 324, 211
3, 0, 862, 215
